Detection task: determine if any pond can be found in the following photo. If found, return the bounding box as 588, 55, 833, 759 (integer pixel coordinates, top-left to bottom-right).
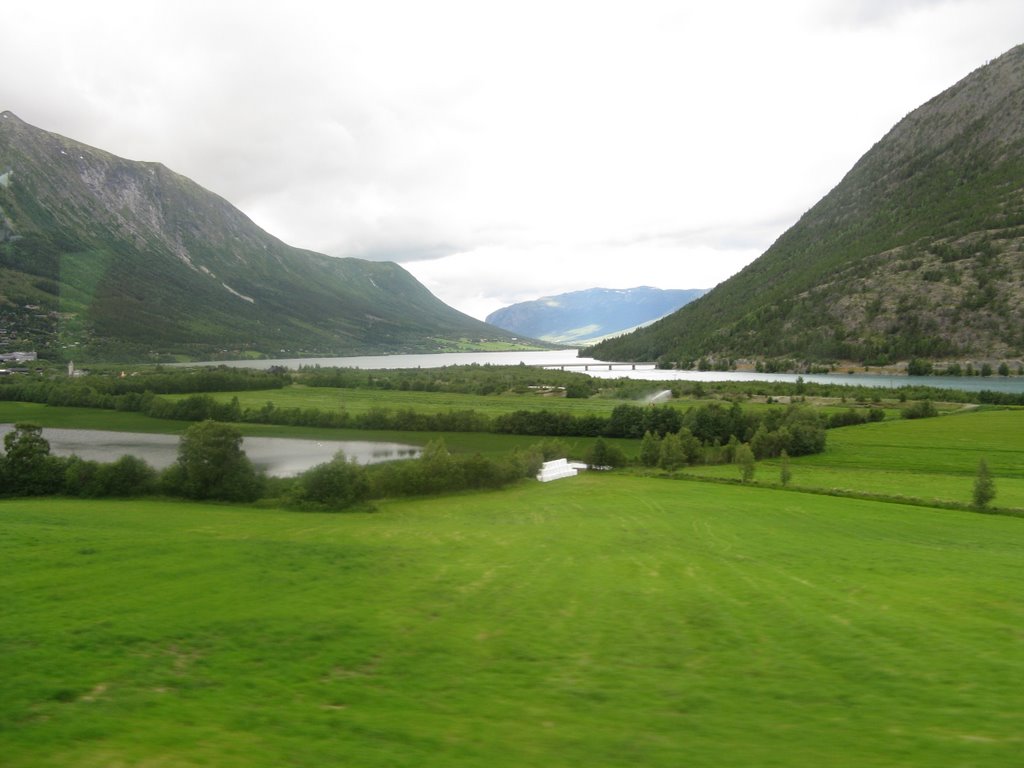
0, 426, 421, 478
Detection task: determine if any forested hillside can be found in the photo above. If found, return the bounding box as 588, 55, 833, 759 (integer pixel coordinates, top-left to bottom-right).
589, 44, 1024, 367
0, 112, 521, 361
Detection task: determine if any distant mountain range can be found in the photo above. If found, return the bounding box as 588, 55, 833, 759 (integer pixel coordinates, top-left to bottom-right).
0, 112, 526, 362
486, 287, 706, 345
590, 43, 1024, 367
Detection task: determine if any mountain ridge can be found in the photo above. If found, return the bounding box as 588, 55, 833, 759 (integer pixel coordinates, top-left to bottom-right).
0, 111, 525, 361
588, 44, 1024, 368
486, 286, 706, 344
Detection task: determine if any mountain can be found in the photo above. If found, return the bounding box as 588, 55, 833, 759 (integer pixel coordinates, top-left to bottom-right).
0, 112, 524, 362
589, 44, 1024, 367
486, 287, 706, 345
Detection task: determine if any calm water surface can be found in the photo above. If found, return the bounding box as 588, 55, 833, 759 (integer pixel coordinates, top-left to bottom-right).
195, 350, 1024, 393
0, 426, 420, 478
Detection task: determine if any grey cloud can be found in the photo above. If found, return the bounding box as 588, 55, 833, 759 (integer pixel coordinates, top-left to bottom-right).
817, 0, 964, 27
604, 214, 798, 254
327, 241, 463, 264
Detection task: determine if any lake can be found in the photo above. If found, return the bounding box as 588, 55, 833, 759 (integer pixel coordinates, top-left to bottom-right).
194, 350, 1024, 393
0, 426, 420, 478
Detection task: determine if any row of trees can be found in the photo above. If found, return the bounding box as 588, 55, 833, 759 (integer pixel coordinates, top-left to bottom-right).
298, 364, 597, 398
0, 375, 832, 454
0, 421, 547, 510
906, 359, 1021, 377
634, 411, 823, 474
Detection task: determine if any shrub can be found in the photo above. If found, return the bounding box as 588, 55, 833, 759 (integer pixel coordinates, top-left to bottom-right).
296, 451, 369, 510
902, 400, 938, 419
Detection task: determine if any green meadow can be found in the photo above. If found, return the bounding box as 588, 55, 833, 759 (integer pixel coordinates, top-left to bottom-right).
684, 408, 1024, 511
161, 383, 911, 420
3, 477, 1022, 767
3, 388, 1023, 765
165, 383, 635, 418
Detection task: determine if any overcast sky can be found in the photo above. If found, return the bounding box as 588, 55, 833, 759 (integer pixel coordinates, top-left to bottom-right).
3, 1, 1024, 320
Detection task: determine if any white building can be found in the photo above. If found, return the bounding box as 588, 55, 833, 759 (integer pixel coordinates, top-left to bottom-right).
0, 351, 36, 363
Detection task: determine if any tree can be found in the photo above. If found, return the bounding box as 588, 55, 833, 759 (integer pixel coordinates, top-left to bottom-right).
676, 427, 703, 465
658, 432, 686, 471
1, 423, 62, 496
973, 458, 996, 510
735, 443, 756, 483
170, 420, 262, 501
779, 449, 792, 487
586, 437, 626, 469
907, 359, 933, 376
639, 430, 661, 467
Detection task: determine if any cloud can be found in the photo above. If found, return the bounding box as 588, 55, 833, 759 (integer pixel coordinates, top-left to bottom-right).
3, 0, 1024, 320
817, 0, 963, 26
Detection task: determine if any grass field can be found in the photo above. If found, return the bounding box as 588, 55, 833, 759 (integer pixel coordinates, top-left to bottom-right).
168, 383, 632, 418
162, 383, 914, 420
684, 408, 1024, 511
2, 477, 1022, 767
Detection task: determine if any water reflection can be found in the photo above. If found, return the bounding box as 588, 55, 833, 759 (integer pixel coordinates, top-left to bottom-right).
183, 350, 1024, 393
0, 426, 420, 478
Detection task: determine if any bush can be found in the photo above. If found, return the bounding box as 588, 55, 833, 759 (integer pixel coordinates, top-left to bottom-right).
295, 451, 369, 510
902, 400, 938, 419
95, 455, 158, 497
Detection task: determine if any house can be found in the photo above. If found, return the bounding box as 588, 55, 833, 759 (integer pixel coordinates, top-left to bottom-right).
0, 351, 37, 363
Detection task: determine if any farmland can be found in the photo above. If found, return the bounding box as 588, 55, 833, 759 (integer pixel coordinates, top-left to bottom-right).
3, 478, 1023, 767
2, 375, 1023, 766
683, 407, 1024, 510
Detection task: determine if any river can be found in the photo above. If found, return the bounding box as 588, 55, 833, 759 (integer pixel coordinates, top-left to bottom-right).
191, 350, 1024, 393
0, 426, 420, 478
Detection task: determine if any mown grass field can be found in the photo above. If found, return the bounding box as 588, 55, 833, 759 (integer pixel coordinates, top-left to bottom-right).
3, 477, 1022, 767
684, 408, 1024, 511
170, 383, 631, 418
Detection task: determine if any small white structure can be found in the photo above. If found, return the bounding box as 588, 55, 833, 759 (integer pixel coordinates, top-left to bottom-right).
537, 458, 583, 482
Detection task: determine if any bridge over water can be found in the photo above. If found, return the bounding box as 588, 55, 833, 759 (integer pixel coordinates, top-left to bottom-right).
543, 362, 659, 372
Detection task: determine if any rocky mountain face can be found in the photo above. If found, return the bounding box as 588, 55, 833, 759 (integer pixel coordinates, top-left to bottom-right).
0, 112, 518, 361
486, 287, 706, 345
589, 44, 1024, 367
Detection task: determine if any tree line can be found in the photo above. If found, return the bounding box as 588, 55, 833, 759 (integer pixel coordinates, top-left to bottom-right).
0, 420, 547, 510
0, 375, 833, 455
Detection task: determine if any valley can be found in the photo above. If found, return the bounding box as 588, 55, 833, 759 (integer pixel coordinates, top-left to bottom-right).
2, 27, 1024, 768
2, 360, 1022, 766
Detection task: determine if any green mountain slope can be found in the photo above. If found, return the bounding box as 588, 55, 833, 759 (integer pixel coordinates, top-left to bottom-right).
0, 112, 520, 361
589, 44, 1024, 367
